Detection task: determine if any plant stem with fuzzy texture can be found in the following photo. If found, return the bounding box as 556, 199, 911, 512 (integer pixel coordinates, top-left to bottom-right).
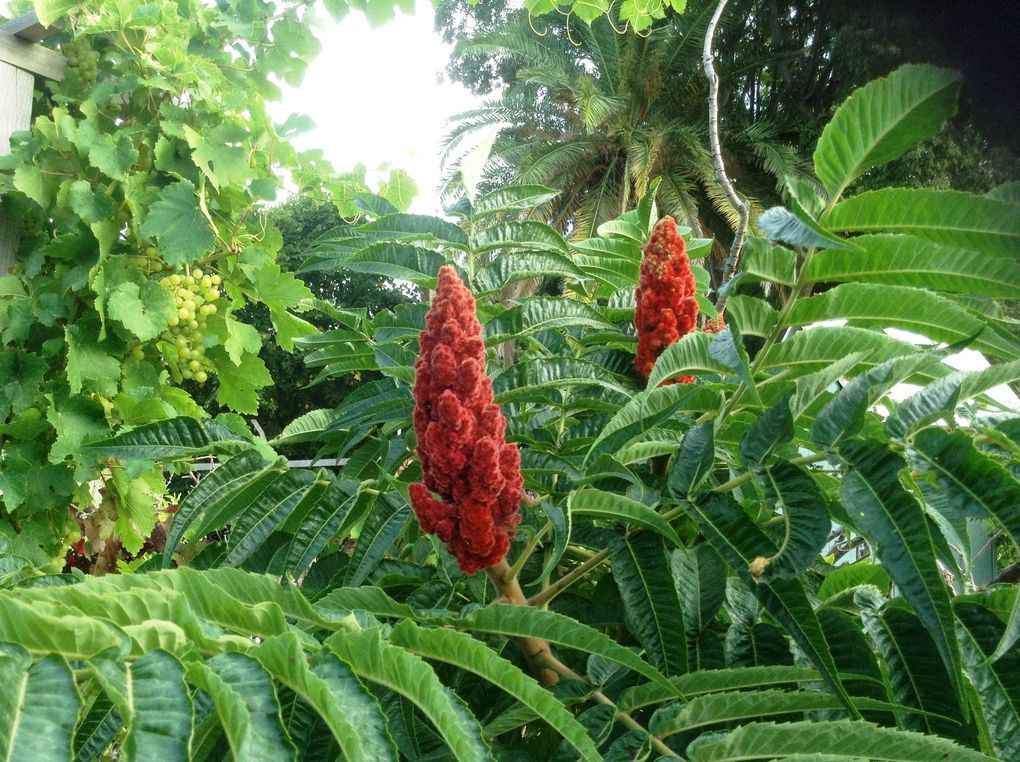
485, 560, 559, 687
703, 0, 750, 310
527, 549, 610, 608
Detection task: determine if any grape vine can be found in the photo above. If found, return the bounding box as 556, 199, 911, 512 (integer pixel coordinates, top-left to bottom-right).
158, 269, 222, 384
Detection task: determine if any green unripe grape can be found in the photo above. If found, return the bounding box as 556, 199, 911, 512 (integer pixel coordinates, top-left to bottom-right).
189, 348, 203, 360
188, 359, 202, 372
160, 277, 170, 288
182, 368, 193, 379
210, 274, 221, 286
191, 268, 203, 280
195, 370, 208, 383
201, 275, 212, 289
183, 299, 196, 313
204, 290, 219, 302
145, 246, 158, 257
131, 347, 145, 361
189, 319, 199, 330
176, 336, 188, 348
177, 307, 190, 320
184, 275, 196, 287
169, 274, 182, 286
199, 303, 215, 316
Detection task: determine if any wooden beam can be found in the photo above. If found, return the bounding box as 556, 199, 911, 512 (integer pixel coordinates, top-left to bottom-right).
0, 61, 34, 273
0, 28, 65, 80
1, 11, 62, 43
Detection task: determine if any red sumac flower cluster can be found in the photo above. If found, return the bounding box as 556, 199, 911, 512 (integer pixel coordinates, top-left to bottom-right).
633, 216, 699, 385
409, 266, 523, 574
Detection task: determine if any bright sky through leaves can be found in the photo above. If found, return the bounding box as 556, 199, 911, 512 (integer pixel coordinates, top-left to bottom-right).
270, 0, 483, 215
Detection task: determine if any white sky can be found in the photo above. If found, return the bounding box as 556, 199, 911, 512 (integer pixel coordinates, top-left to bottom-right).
271, 1, 483, 214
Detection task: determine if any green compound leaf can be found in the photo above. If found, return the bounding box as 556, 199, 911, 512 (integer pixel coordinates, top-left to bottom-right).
569, 488, 683, 548
140, 180, 215, 265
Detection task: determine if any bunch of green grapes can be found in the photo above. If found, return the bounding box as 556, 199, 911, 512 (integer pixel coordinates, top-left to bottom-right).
158, 268, 222, 384
62, 37, 100, 88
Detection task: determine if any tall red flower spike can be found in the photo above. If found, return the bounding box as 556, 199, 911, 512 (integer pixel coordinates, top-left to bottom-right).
409, 266, 524, 574
633, 216, 699, 385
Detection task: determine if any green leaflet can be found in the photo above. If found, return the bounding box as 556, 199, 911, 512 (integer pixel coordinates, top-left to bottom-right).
256, 633, 396, 761
186, 653, 296, 762
813, 65, 962, 201
609, 533, 687, 676
688, 719, 993, 762
841, 440, 966, 713
326, 628, 491, 762
92, 651, 193, 762
0, 649, 78, 762
569, 489, 683, 548
684, 493, 855, 713
803, 234, 1020, 300
823, 188, 1020, 257
389, 621, 601, 762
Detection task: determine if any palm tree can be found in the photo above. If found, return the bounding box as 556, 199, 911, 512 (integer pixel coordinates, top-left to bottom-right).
441, 4, 808, 242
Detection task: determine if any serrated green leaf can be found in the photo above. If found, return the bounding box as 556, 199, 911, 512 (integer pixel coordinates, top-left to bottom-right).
256, 634, 396, 761
741, 237, 796, 286
484, 298, 613, 345
609, 533, 687, 675
754, 461, 830, 577
285, 479, 361, 578
667, 422, 715, 498
140, 180, 215, 265
107, 280, 177, 342
862, 604, 973, 742
909, 428, 1020, 547
803, 234, 1020, 299
86, 417, 254, 461
449, 604, 675, 693
162, 450, 267, 566
823, 188, 1020, 257
473, 185, 560, 219
92, 651, 193, 761
647, 332, 733, 388
685, 493, 855, 712
186, 652, 296, 762
223, 470, 317, 567
739, 392, 794, 465
955, 602, 1020, 759
814, 65, 962, 201
569, 489, 682, 548
326, 629, 490, 761
688, 719, 992, 761
840, 440, 966, 709
619, 665, 823, 712
390, 621, 601, 761
0, 650, 78, 762
786, 283, 1019, 359
653, 688, 915, 738
492, 357, 630, 404
886, 359, 1020, 438
759, 206, 855, 250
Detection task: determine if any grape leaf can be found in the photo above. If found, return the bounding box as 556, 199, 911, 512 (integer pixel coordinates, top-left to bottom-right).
141, 180, 215, 265
211, 348, 272, 414
107, 281, 177, 342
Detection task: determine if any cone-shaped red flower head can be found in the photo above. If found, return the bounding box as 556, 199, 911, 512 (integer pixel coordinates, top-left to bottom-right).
409, 266, 523, 574
634, 216, 699, 385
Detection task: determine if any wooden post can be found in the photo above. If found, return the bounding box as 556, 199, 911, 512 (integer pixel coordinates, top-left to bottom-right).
0, 12, 65, 274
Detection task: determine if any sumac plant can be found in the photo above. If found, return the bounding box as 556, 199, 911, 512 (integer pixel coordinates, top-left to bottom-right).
2, 53, 1020, 762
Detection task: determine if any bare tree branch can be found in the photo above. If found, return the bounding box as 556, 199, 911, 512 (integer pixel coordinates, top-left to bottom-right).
703, 0, 751, 312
